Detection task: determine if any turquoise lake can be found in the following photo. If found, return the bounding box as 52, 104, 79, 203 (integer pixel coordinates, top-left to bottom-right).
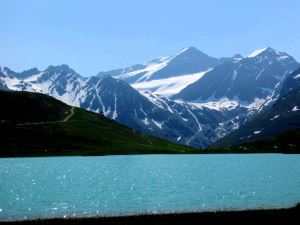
0, 154, 300, 221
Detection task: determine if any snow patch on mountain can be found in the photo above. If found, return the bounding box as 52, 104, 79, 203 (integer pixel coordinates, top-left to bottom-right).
186, 107, 202, 132
152, 119, 163, 129
278, 55, 289, 61
1, 75, 19, 87
142, 91, 174, 113
114, 56, 171, 82
132, 69, 211, 97
293, 74, 300, 79
192, 98, 240, 111
270, 115, 280, 120
232, 70, 238, 80
112, 93, 118, 119
142, 118, 149, 125
248, 48, 268, 58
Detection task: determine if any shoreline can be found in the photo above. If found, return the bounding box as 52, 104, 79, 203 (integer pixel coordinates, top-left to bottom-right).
0, 151, 299, 158
1, 204, 299, 225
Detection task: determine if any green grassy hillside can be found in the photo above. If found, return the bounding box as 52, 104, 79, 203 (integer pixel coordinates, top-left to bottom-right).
0, 91, 197, 157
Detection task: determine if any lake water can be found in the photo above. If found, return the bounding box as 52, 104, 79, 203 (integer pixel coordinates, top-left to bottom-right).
0, 154, 300, 221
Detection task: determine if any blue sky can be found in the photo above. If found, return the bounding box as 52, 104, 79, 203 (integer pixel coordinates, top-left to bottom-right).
1, 0, 299, 76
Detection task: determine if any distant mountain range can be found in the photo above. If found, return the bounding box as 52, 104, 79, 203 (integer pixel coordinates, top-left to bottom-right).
1, 46, 299, 149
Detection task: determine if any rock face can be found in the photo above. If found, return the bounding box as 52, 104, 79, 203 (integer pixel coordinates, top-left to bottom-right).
0, 67, 11, 90
280, 67, 300, 95
0, 47, 299, 149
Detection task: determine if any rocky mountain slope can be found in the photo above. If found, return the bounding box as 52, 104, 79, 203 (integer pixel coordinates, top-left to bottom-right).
213, 67, 300, 147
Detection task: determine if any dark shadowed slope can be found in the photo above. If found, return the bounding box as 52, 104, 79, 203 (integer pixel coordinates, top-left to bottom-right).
212, 128, 300, 153
0, 90, 71, 123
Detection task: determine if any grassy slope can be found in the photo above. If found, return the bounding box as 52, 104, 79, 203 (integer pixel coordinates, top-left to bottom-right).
0, 91, 196, 157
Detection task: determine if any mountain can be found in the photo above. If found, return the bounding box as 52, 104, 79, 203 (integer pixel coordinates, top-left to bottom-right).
280, 67, 300, 95
142, 47, 218, 80
98, 47, 219, 97
213, 67, 300, 148
0, 78, 9, 90
97, 47, 298, 103
1, 47, 299, 149
173, 47, 299, 102
0, 67, 11, 90
0, 81, 9, 90
2, 67, 41, 79
0, 90, 196, 157
0, 65, 234, 148
99, 47, 218, 81
0, 82, 9, 90
218, 54, 244, 64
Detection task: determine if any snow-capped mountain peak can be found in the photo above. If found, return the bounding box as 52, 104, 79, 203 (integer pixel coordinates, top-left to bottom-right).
174, 46, 208, 57
173, 47, 299, 103
147, 47, 217, 79
98, 47, 218, 83
102, 47, 219, 97
247, 47, 269, 58
246, 47, 293, 63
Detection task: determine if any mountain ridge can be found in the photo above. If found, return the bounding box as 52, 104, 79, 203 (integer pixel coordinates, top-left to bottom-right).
1, 47, 299, 149
173, 47, 299, 102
